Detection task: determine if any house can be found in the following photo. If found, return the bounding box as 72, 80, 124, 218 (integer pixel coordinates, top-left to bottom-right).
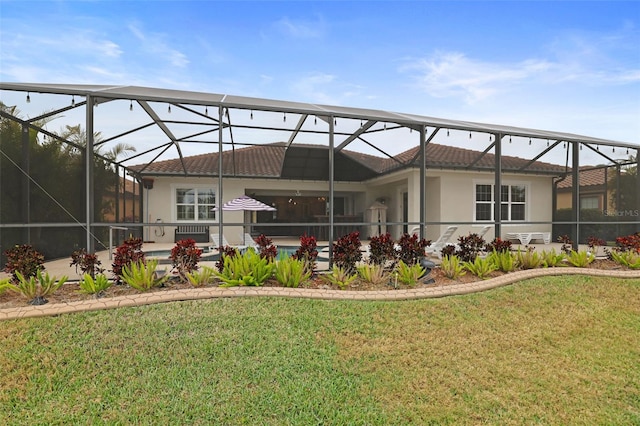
130, 141, 566, 245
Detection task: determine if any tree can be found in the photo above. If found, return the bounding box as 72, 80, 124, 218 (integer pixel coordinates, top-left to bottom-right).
609, 155, 638, 214
0, 103, 135, 259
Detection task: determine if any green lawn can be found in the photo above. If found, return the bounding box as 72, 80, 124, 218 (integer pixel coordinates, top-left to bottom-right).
1, 276, 639, 425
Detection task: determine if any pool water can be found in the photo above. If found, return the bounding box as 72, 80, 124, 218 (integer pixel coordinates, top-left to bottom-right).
146, 246, 328, 262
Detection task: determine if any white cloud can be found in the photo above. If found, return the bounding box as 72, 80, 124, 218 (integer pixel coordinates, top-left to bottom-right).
126, 23, 189, 68
401, 52, 556, 104
274, 16, 325, 38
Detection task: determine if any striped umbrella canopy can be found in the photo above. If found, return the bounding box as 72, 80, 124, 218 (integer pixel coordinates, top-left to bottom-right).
213, 195, 276, 211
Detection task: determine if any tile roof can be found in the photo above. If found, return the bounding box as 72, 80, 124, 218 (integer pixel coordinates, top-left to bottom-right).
556, 167, 608, 189
131, 141, 567, 179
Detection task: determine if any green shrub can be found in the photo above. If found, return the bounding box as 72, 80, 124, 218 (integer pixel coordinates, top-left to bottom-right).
0, 277, 12, 295
486, 250, 516, 272
463, 256, 497, 279
566, 250, 595, 268
610, 250, 640, 269
215, 248, 274, 287
274, 256, 311, 288
516, 247, 543, 270
357, 264, 388, 286
78, 273, 112, 295
395, 260, 425, 286
322, 265, 357, 290
540, 248, 566, 268
440, 255, 466, 280
6, 270, 68, 305
185, 266, 216, 287
121, 259, 168, 291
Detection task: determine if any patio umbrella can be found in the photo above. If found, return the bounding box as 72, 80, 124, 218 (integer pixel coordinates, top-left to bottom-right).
214, 195, 277, 212
213, 195, 276, 244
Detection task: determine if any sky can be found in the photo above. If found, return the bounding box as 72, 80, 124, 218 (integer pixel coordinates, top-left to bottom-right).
0, 0, 639, 166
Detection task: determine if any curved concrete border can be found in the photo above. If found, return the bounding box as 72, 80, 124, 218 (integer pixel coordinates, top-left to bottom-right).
1, 267, 639, 321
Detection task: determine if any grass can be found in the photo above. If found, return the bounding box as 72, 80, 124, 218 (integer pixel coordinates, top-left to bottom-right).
1, 276, 639, 424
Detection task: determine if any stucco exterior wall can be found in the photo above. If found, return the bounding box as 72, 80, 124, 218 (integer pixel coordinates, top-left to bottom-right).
144, 169, 555, 245
423, 169, 554, 243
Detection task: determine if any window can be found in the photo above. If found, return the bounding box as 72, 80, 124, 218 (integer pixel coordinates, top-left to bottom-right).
474, 183, 526, 222
580, 196, 600, 210
176, 188, 216, 221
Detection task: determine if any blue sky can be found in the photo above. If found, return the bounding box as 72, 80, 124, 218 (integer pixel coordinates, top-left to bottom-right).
1, 0, 639, 165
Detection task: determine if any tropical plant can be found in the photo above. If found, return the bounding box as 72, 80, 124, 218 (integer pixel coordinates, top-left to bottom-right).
321, 265, 357, 290
356, 263, 388, 286
216, 246, 239, 272
121, 259, 168, 291
78, 273, 112, 296
463, 256, 497, 279
274, 256, 311, 288
485, 237, 512, 253
557, 234, 573, 254
70, 249, 104, 276
540, 248, 566, 268
255, 234, 278, 261
440, 255, 466, 280
586, 236, 607, 257
112, 237, 145, 283
368, 232, 396, 267
486, 250, 517, 272
566, 250, 595, 268
6, 270, 68, 305
614, 232, 640, 253
185, 266, 216, 287
170, 238, 202, 279
3, 244, 45, 281
455, 233, 486, 262
215, 249, 274, 287
0, 278, 10, 295
292, 234, 318, 275
396, 233, 429, 265
395, 260, 425, 286
516, 247, 543, 270
332, 231, 362, 273
609, 250, 640, 269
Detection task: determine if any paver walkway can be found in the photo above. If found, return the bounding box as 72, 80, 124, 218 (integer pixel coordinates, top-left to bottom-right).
2, 267, 639, 321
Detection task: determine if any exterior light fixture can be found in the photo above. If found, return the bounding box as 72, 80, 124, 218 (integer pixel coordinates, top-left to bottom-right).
71, 95, 75, 106
130, 100, 133, 111
26, 92, 31, 103
250, 110, 253, 120
168, 105, 171, 113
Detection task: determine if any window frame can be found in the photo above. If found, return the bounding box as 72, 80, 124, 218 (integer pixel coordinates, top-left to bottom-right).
473, 180, 529, 222
172, 184, 217, 223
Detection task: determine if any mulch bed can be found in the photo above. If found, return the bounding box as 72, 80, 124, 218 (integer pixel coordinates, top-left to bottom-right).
0, 259, 633, 310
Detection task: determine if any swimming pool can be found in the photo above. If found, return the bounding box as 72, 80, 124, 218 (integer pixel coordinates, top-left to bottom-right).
145, 246, 328, 262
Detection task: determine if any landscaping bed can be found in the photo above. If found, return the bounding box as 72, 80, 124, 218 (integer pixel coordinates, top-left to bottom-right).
0, 258, 631, 310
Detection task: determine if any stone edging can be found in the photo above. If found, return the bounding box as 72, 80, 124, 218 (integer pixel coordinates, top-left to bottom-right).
1, 267, 639, 321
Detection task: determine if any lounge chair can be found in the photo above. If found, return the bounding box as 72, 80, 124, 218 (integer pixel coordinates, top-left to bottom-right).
210, 233, 231, 248
477, 225, 491, 239
424, 226, 458, 259
241, 233, 260, 251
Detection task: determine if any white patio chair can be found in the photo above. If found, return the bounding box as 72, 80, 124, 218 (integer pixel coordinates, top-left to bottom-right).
241, 233, 260, 251
424, 226, 458, 259
210, 233, 231, 248
477, 225, 491, 239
